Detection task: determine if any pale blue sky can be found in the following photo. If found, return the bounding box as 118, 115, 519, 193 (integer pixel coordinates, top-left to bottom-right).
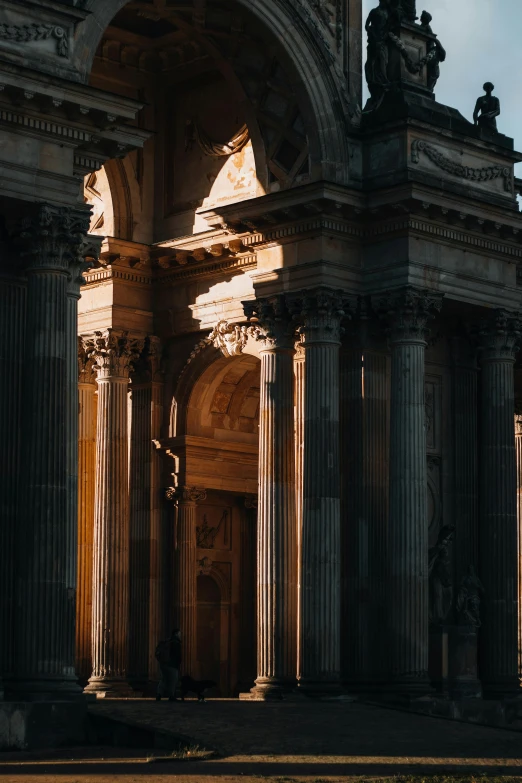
362, 0, 522, 172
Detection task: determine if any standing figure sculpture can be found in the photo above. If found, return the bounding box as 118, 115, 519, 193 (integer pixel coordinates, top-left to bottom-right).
365, 0, 391, 109
428, 525, 455, 624
419, 11, 446, 91
473, 82, 501, 132
456, 566, 485, 628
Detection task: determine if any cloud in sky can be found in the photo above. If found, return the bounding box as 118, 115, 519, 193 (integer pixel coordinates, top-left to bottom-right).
362, 0, 522, 172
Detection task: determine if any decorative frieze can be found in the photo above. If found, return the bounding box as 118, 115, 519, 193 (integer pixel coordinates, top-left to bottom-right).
411, 140, 512, 193
0, 23, 69, 57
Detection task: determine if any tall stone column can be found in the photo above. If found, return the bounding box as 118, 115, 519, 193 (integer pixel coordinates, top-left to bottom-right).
0, 262, 26, 700
85, 330, 143, 696
449, 338, 481, 698
243, 296, 298, 697
516, 411, 522, 686
173, 487, 207, 675
294, 340, 305, 682
76, 342, 98, 683
129, 337, 164, 692
238, 496, 258, 693
341, 327, 390, 691
289, 289, 347, 693
477, 310, 521, 698
12, 205, 90, 700
379, 287, 443, 696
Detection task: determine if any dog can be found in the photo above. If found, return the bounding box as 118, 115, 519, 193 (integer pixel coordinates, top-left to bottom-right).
180, 675, 216, 702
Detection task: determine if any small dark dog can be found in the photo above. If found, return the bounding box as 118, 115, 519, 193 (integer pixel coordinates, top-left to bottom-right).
180, 675, 216, 702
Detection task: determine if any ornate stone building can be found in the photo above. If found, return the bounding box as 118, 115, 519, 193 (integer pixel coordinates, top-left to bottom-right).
1, 0, 522, 747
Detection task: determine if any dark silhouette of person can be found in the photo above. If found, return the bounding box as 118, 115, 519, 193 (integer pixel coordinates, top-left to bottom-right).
155, 629, 182, 702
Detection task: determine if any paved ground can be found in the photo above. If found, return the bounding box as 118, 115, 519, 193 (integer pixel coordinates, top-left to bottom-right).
1, 698, 522, 782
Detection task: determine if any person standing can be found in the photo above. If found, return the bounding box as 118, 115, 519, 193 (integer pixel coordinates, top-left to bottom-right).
155, 629, 182, 702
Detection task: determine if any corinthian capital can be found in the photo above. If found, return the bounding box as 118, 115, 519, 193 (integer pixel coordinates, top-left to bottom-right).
243, 295, 296, 350
287, 288, 349, 345
476, 309, 522, 363
86, 329, 145, 379
16, 204, 94, 274
377, 287, 444, 343
78, 336, 97, 384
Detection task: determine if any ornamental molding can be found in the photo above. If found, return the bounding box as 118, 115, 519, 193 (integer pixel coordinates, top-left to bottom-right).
411, 140, 512, 193
0, 109, 93, 144
208, 321, 251, 358
0, 23, 69, 58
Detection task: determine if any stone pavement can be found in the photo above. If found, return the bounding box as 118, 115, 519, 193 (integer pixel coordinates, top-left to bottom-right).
1, 698, 522, 782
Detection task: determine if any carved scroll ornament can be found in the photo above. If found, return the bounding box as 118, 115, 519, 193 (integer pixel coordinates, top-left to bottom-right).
188, 121, 250, 158
411, 139, 512, 192
0, 23, 68, 57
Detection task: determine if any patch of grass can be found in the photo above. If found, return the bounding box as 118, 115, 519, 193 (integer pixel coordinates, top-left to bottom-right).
146, 743, 217, 763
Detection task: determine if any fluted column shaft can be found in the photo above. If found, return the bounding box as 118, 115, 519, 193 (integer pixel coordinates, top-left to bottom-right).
76, 349, 97, 682
516, 414, 522, 686
149, 379, 165, 682
342, 340, 389, 689
128, 339, 164, 692
12, 205, 91, 700
243, 296, 297, 697
0, 271, 26, 699
175, 487, 206, 674
86, 330, 143, 696
380, 288, 443, 695
478, 311, 521, 698
289, 289, 347, 693
294, 343, 305, 684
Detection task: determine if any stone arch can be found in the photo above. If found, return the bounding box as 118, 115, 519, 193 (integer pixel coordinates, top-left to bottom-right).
74, 0, 352, 182
170, 330, 261, 439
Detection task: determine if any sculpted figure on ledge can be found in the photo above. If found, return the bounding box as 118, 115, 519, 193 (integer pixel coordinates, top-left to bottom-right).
365, 0, 391, 107
474, 82, 501, 132
419, 11, 446, 91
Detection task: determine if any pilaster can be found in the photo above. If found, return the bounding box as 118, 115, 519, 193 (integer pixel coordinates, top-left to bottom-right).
128, 337, 165, 692
288, 288, 348, 693
477, 309, 521, 698
76, 340, 97, 683
173, 487, 207, 676
377, 286, 443, 697
243, 295, 298, 698
85, 329, 144, 697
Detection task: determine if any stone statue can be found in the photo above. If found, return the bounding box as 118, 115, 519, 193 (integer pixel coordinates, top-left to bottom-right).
365, 0, 391, 106
419, 11, 446, 91
473, 83, 501, 132
428, 525, 455, 624
456, 565, 485, 628
397, 0, 417, 23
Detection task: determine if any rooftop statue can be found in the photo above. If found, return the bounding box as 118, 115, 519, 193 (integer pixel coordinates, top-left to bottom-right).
365, 0, 391, 107
419, 11, 446, 91
473, 82, 501, 132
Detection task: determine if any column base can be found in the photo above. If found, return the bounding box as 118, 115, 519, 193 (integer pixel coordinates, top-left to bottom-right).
244, 677, 296, 701
84, 677, 135, 699
297, 677, 342, 697
383, 672, 433, 702
6, 676, 83, 703
481, 679, 522, 701
0, 701, 88, 750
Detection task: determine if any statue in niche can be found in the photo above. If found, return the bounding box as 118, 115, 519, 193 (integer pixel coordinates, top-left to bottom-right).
428, 525, 455, 624
473, 83, 501, 132
456, 565, 485, 628
419, 11, 446, 91
365, 0, 392, 107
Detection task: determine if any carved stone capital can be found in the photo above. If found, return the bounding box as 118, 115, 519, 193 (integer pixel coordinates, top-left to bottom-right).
515, 414, 522, 437
287, 288, 349, 345
131, 335, 164, 384
377, 287, 444, 344
476, 310, 522, 363
16, 204, 95, 276
78, 336, 97, 384
243, 295, 296, 351
85, 329, 145, 380
179, 486, 207, 505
